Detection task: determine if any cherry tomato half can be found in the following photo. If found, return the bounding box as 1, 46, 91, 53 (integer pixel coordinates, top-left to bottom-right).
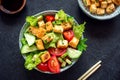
48, 48, 67, 56
48, 56, 60, 73
63, 30, 74, 42
45, 15, 55, 22
37, 63, 49, 72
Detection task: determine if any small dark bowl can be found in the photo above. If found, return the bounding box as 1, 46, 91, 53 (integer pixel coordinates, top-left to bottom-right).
0, 0, 26, 14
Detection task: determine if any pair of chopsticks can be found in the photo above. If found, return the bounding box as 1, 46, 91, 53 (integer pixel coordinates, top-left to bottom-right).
78, 60, 102, 80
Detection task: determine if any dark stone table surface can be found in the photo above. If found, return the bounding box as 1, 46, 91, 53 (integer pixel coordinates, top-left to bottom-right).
0, 0, 120, 80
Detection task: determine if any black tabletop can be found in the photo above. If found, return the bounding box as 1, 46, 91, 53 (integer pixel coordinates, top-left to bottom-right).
0, 0, 120, 80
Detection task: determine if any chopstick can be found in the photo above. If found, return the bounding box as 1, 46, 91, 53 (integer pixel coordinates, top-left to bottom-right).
77, 60, 102, 80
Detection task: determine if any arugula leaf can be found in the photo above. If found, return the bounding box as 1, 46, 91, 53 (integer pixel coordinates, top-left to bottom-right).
77, 38, 87, 52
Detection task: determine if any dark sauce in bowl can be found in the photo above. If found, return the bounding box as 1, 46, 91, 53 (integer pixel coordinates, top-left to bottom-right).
1, 0, 23, 11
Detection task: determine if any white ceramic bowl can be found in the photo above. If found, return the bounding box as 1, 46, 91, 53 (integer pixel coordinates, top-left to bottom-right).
78, 0, 120, 20
19, 10, 83, 74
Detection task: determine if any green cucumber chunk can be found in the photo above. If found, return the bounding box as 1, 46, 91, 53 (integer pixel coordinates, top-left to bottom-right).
21, 44, 38, 54
24, 33, 36, 46
67, 48, 82, 59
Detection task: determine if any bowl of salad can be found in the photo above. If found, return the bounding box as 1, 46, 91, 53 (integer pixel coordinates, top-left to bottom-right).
19, 10, 87, 74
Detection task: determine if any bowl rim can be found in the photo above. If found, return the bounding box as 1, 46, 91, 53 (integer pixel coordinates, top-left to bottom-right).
77, 0, 120, 20
19, 10, 83, 74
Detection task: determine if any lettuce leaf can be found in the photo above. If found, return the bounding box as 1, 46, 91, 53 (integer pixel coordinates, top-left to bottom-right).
73, 22, 86, 39
26, 16, 38, 26
77, 38, 87, 52
55, 10, 67, 21
24, 52, 41, 70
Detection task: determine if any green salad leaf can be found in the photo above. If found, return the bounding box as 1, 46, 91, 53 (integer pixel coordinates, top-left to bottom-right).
77, 38, 87, 52
24, 52, 41, 70
55, 10, 67, 21
26, 16, 38, 26
73, 22, 86, 39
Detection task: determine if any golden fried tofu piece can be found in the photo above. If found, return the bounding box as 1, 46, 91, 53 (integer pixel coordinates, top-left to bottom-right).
53, 25, 63, 33
42, 34, 54, 43
90, 4, 97, 14
69, 37, 79, 48
41, 51, 51, 63
38, 20, 46, 28
29, 27, 46, 38
106, 3, 115, 14
101, 1, 108, 8
57, 40, 68, 48
83, 0, 91, 6
61, 22, 72, 31
45, 21, 53, 32
36, 39, 44, 50
96, 8, 105, 15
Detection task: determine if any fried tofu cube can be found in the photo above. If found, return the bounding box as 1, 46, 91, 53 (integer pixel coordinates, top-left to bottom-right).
106, 0, 112, 3
61, 22, 72, 31
29, 27, 46, 38
41, 51, 51, 63
69, 37, 79, 48
42, 34, 54, 43
83, 0, 91, 6
36, 39, 44, 50
36, 28, 46, 38
106, 3, 115, 14
46, 21, 53, 32
96, 8, 105, 15
38, 20, 45, 28
90, 4, 97, 14
101, 1, 108, 8
91, 0, 96, 3
57, 40, 68, 48
95, 2, 100, 7
53, 25, 63, 33
112, 0, 120, 6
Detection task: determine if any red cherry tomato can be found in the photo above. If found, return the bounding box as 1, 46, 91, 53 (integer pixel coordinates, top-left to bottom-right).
37, 63, 49, 72
45, 15, 55, 22
48, 56, 60, 73
48, 48, 67, 56
63, 30, 74, 42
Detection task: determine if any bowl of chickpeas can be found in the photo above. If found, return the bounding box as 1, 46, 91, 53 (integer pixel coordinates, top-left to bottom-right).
78, 0, 120, 20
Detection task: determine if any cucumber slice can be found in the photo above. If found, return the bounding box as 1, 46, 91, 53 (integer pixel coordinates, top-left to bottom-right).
24, 33, 35, 46
21, 44, 38, 54
67, 48, 82, 59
